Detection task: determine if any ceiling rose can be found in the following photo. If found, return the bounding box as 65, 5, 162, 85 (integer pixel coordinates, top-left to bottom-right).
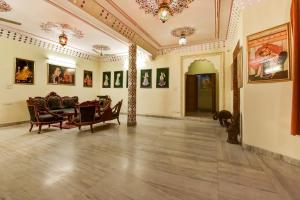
136, 0, 194, 22
93, 44, 111, 56
171, 26, 195, 45
40, 22, 84, 39
0, 0, 12, 12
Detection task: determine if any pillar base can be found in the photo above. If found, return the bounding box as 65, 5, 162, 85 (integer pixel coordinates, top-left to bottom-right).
127, 121, 137, 127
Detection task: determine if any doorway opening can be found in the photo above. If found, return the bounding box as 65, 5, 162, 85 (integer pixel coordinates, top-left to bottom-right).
185, 73, 217, 117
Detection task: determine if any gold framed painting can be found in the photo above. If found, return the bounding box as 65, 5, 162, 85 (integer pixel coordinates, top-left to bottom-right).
15, 58, 34, 84
83, 70, 93, 87
48, 64, 76, 85
247, 23, 291, 83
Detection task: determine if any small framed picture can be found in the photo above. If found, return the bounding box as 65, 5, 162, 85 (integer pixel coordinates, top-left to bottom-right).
114, 71, 123, 88
48, 64, 76, 85
83, 70, 93, 87
126, 70, 128, 88
156, 68, 169, 88
102, 72, 111, 88
140, 69, 152, 88
15, 58, 34, 84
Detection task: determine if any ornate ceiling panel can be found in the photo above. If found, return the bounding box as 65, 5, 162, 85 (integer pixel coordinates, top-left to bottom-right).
136, 0, 194, 16
67, 0, 158, 57
0, 0, 11, 12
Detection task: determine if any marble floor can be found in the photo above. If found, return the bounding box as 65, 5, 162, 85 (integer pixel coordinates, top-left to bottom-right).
0, 116, 300, 200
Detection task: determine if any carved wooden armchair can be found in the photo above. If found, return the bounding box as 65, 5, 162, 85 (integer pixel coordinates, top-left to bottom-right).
26, 98, 64, 134
73, 101, 98, 133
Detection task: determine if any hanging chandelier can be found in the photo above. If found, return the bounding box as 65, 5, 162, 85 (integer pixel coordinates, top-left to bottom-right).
59, 32, 68, 47
136, 0, 194, 23
41, 22, 83, 47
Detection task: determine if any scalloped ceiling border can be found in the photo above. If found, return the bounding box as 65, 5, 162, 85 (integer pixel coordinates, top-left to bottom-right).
0, 25, 95, 60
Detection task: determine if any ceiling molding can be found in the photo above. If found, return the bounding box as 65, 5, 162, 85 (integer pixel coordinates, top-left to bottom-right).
0, 24, 95, 60
67, 0, 158, 57
105, 0, 161, 48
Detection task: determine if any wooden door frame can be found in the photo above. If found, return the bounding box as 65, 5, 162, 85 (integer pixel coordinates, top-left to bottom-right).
184, 73, 217, 115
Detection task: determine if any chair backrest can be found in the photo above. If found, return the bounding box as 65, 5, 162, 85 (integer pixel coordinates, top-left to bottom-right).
78, 101, 97, 123
113, 100, 123, 115
26, 98, 38, 122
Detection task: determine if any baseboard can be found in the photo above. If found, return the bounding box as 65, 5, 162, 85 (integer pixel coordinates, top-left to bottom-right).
243, 144, 300, 168
120, 113, 182, 120
0, 120, 28, 128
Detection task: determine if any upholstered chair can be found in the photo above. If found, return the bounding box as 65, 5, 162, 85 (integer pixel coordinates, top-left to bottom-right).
73, 101, 98, 133
27, 98, 64, 134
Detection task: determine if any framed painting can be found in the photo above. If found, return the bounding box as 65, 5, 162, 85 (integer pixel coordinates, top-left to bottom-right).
48, 64, 75, 85
114, 71, 123, 88
140, 69, 152, 88
247, 23, 291, 83
83, 70, 93, 87
15, 58, 34, 84
156, 68, 169, 88
126, 70, 128, 88
102, 72, 111, 88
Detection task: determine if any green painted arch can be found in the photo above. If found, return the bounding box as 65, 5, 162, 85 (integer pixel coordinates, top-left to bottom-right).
187, 59, 217, 74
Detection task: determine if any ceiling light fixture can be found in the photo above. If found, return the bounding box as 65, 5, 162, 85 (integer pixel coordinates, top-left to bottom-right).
158, 2, 172, 23
59, 32, 68, 47
171, 26, 195, 46
178, 34, 187, 45
136, 0, 194, 23
41, 22, 83, 47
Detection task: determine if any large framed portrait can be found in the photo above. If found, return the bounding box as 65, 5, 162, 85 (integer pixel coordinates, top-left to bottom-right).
114, 71, 123, 88
156, 68, 169, 88
140, 69, 152, 88
83, 70, 93, 87
247, 23, 291, 83
48, 64, 76, 85
15, 58, 34, 84
102, 71, 111, 88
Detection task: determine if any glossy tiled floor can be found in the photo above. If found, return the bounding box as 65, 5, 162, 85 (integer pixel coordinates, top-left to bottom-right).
0, 116, 300, 200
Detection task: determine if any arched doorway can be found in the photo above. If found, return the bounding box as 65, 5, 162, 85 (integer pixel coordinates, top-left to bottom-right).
185, 59, 218, 117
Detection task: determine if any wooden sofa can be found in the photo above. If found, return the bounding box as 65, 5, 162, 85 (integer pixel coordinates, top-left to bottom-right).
27, 92, 78, 133
73, 100, 122, 133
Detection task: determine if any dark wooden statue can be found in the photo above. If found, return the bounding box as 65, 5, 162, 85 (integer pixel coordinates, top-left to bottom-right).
227, 114, 240, 144
213, 110, 233, 127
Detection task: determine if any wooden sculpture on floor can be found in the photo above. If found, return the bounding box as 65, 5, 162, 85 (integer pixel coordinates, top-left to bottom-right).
227, 114, 240, 144
213, 110, 233, 127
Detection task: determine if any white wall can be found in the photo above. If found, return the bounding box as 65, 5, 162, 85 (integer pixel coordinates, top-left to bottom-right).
99, 50, 232, 118
237, 0, 300, 160
0, 37, 101, 124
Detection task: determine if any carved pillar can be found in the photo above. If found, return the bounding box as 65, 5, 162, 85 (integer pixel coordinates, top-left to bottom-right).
127, 43, 137, 126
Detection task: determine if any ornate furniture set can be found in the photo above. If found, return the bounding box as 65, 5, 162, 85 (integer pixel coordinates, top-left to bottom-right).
27, 92, 122, 134
73, 99, 122, 133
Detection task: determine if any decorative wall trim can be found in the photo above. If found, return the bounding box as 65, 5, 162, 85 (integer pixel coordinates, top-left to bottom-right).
243, 144, 300, 168
0, 25, 94, 60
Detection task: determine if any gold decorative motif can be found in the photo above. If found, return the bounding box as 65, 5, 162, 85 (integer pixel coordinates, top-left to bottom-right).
171, 27, 195, 37
93, 44, 110, 51
0, 0, 11, 12
40, 22, 84, 39
68, 0, 157, 57
136, 0, 194, 16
